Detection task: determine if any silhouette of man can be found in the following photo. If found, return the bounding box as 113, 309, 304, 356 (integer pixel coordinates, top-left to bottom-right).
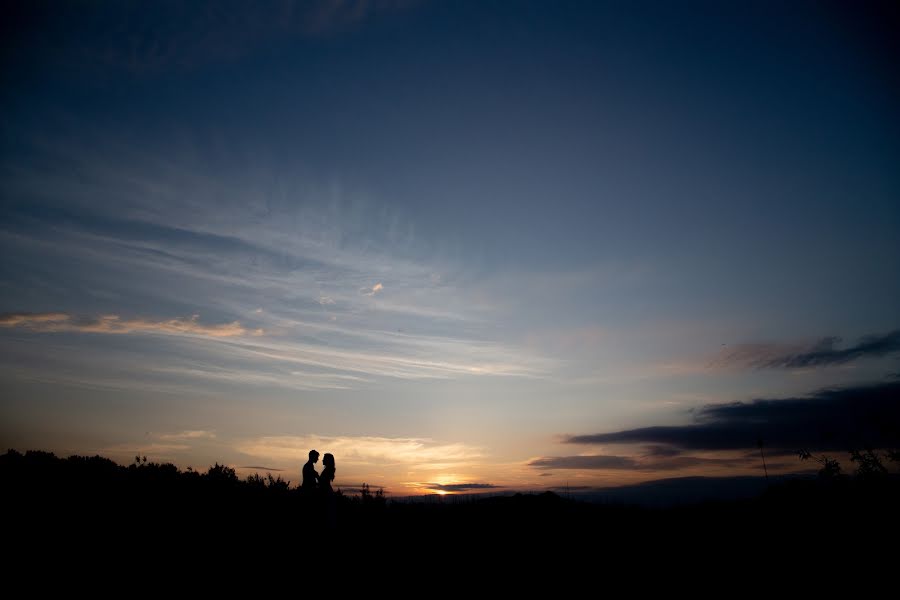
302, 449, 320, 493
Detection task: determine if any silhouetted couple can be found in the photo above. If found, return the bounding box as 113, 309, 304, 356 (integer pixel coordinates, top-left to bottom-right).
302, 449, 336, 495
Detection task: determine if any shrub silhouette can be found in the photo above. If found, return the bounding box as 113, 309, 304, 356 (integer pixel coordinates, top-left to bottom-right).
358, 483, 386, 506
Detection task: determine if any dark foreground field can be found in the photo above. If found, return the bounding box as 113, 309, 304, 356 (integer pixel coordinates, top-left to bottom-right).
4, 449, 898, 575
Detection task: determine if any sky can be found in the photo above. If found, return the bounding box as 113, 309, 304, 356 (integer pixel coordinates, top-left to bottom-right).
1, 0, 898, 496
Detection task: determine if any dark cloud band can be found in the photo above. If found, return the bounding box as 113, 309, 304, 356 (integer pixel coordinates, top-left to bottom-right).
424, 483, 497, 492
563, 381, 900, 452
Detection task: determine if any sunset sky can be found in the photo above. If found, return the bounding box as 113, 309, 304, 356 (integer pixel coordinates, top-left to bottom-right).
2, 1, 898, 495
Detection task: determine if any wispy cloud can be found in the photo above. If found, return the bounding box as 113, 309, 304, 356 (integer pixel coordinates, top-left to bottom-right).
238, 465, 284, 472
0, 312, 252, 338
712, 330, 900, 370
95, 429, 221, 464
102, 443, 192, 455
158, 430, 217, 441
147, 365, 368, 392
0, 313, 547, 396
0, 137, 552, 390
236, 435, 483, 470
0, 312, 70, 326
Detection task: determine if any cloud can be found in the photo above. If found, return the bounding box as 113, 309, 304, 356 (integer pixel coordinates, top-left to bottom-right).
99, 443, 191, 457
562, 381, 900, 453
423, 482, 498, 492
360, 282, 383, 296
236, 435, 483, 469
714, 330, 900, 370
207, 333, 545, 381
0, 134, 552, 393
238, 466, 284, 472
98, 429, 218, 461
0, 312, 69, 326
1, 307, 548, 395
158, 430, 217, 441
147, 365, 367, 392
644, 445, 681, 458
528, 453, 756, 471
0, 312, 249, 338
529, 455, 637, 470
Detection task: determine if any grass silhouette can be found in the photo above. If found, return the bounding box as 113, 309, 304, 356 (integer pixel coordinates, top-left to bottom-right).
4, 447, 898, 566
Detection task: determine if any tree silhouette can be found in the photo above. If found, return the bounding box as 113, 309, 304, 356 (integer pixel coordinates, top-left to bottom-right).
798, 449, 843, 479
849, 448, 889, 479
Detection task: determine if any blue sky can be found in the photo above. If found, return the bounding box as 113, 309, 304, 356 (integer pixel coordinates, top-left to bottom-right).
1, 1, 898, 493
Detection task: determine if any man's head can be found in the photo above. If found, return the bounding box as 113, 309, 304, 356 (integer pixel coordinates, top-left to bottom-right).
308, 449, 320, 463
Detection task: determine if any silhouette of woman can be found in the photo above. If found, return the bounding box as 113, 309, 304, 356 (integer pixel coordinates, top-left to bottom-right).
319, 453, 336, 495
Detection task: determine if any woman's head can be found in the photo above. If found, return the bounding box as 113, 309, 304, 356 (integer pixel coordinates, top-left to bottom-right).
323, 453, 335, 469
